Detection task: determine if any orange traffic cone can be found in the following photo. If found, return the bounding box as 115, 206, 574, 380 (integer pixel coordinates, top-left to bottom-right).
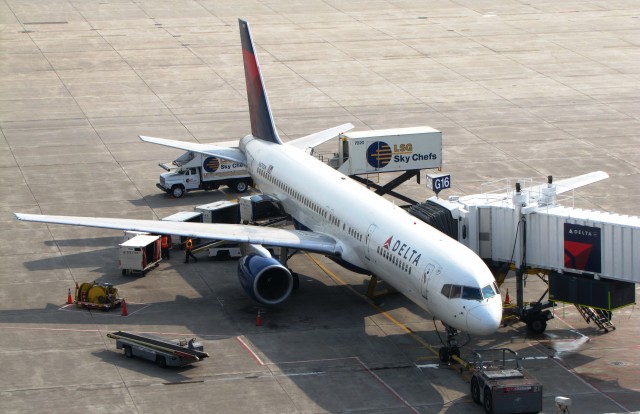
504, 288, 511, 305
67, 288, 73, 305
121, 299, 128, 317
256, 309, 263, 326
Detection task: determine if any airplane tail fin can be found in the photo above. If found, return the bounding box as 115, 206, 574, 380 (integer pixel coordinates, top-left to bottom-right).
239, 19, 282, 144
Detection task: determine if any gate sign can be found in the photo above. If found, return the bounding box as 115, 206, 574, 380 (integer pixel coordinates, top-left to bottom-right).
427, 174, 451, 194
564, 223, 602, 273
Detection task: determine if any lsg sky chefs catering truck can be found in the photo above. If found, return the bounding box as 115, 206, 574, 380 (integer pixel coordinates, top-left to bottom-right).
157, 151, 253, 198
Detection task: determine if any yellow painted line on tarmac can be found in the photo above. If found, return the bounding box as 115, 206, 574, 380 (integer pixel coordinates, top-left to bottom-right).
304, 253, 439, 357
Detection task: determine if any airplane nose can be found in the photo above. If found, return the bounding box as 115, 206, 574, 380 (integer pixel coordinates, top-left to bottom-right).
467, 300, 502, 336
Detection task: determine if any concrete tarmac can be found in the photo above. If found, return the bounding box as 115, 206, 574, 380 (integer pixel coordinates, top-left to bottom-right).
1, 1, 639, 413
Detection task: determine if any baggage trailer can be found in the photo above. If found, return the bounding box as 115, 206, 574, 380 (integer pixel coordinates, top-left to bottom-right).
119, 234, 161, 275
470, 348, 542, 414
107, 331, 209, 368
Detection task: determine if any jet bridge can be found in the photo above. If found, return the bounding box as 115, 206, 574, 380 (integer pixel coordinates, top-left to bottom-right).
426, 173, 639, 333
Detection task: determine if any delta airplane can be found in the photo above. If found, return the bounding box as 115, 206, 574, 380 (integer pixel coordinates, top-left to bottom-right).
15, 19, 502, 361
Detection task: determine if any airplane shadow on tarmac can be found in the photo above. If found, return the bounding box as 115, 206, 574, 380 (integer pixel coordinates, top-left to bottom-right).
6, 246, 639, 413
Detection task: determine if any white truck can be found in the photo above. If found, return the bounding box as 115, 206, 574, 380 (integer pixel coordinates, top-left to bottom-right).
157, 151, 253, 198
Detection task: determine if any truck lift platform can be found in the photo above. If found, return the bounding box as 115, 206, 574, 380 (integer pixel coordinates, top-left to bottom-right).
107, 331, 209, 368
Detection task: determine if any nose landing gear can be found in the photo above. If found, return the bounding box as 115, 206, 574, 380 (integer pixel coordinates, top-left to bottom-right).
435, 320, 470, 363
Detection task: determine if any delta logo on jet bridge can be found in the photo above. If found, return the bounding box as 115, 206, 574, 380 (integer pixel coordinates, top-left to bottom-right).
366, 141, 437, 169
383, 236, 422, 265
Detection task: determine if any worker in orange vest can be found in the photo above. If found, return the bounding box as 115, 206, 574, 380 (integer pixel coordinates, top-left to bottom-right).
160, 235, 171, 259
184, 238, 197, 263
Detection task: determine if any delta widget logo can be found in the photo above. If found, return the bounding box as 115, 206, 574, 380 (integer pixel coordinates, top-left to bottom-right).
203, 157, 220, 173
366, 141, 392, 168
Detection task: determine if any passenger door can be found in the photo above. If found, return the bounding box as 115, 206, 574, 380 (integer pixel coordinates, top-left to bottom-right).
364, 224, 377, 261
421, 263, 435, 300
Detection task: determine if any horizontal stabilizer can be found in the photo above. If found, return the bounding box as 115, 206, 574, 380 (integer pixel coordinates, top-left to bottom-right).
139, 136, 246, 164
14, 213, 340, 256
287, 123, 354, 151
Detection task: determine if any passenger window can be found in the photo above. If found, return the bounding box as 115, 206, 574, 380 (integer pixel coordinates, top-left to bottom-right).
462, 286, 482, 300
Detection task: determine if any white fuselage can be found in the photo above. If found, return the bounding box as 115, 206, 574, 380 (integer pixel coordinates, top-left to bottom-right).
241, 136, 502, 336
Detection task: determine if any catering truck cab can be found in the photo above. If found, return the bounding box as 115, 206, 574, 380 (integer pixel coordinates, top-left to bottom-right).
157, 151, 253, 198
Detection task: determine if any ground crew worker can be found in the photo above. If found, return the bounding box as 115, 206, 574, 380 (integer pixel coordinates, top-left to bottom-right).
184, 238, 197, 263
161, 235, 171, 259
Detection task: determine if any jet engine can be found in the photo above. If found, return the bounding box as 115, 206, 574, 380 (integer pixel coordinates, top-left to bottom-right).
237, 254, 293, 305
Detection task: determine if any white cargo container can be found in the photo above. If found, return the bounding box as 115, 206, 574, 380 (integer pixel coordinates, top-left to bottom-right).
157, 151, 253, 198
194, 200, 239, 224
119, 234, 161, 275
161, 211, 203, 247
335, 127, 442, 175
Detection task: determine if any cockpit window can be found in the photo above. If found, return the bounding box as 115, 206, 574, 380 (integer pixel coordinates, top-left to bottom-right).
450, 285, 462, 298
482, 284, 496, 299
441, 284, 451, 297
441, 284, 461, 299
462, 286, 482, 300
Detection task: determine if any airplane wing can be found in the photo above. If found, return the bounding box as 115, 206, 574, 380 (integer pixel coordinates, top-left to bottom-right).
286, 123, 354, 151
14, 214, 340, 255
526, 171, 609, 195
139, 136, 246, 164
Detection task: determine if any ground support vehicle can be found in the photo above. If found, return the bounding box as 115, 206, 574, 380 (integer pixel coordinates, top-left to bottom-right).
470, 348, 542, 414
74, 282, 123, 311
119, 234, 161, 275
157, 151, 252, 198
107, 331, 209, 368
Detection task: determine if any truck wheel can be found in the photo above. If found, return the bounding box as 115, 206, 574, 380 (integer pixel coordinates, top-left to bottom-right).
483, 387, 493, 414
526, 317, 547, 334
124, 345, 133, 358
232, 180, 248, 193
471, 377, 480, 404
171, 185, 185, 198
156, 355, 167, 368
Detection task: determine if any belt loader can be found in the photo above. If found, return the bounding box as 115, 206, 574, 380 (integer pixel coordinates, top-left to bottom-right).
107, 331, 209, 368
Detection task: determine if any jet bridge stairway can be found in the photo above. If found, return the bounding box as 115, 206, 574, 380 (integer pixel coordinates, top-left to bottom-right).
575, 305, 616, 332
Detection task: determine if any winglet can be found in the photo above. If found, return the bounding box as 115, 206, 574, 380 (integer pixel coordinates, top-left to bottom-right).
239, 19, 282, 144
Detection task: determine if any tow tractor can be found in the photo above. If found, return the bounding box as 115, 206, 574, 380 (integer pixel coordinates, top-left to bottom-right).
74, 281, 123, 311
470, 348, 542, 414
107, 331, 209, 368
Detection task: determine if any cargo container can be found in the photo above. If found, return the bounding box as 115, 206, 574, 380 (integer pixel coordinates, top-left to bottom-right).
334, 127, 442, 175
119, 234, 161, 275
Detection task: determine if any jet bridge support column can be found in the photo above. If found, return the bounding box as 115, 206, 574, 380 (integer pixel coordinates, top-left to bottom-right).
512, 183, 554, 334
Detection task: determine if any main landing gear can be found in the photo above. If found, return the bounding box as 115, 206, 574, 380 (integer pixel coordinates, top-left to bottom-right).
435, 320, 470, 363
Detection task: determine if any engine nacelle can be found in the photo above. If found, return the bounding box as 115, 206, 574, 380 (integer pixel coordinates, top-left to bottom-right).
237, 254, 293, 305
